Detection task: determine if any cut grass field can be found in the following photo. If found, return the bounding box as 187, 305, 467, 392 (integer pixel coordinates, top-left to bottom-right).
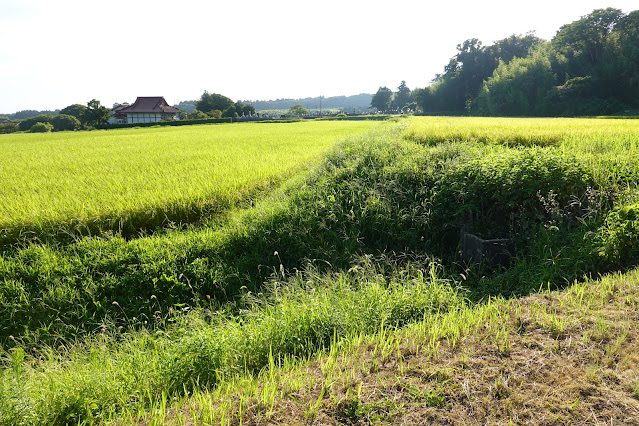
135, 268, 639, 424
2, 116, 639, 424
0, 120, 380, 247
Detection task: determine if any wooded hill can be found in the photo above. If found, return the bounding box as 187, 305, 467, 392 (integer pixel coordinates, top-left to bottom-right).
414, 8, 639, 116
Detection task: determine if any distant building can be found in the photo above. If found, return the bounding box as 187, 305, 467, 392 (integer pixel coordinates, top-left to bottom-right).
117, 97, 180, 123
109, 103, 130, 125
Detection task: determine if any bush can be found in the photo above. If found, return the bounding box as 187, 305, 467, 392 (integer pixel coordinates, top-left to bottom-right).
51, 114, 81, 131
0, 122, 18, 134
18, 114, 53, 131
186, 110, 208, 120
594, 203, 639, 267
29, 122, 53, 133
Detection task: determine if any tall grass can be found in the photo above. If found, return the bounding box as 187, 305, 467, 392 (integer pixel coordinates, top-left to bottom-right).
0, 256, 462, 425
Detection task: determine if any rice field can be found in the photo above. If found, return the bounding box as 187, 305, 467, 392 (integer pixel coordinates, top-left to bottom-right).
0, 120, 380, 245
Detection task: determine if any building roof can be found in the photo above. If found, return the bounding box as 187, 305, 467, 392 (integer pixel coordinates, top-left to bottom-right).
118, 97, 180, 114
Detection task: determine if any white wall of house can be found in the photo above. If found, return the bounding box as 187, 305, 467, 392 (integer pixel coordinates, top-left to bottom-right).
126, 112, 178, 123
127, 113, 163, 123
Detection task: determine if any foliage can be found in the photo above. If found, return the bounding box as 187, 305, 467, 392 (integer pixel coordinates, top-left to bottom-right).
370, 86, 393, 112
475, 48, 557, 116
195, 91, 234, 114
51, 114, 81, 131
186, 109, 208, 120
392, 80, 412, 111
416, 9, 639, 116
81, 99, 110, 127
59, 104, 87, 121
17, 114, 53, 131
594, 203, 639, 267
0, 122, 18, 134
29, 122, 53, 133
287, 104, 308, 116
206, 109, 222, 119
249, 93, 373, 113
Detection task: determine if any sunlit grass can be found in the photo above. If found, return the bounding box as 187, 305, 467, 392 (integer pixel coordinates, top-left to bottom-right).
0, 120, 380, 245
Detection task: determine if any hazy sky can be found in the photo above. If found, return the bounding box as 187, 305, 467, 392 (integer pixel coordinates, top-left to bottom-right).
1, 0, 637, 113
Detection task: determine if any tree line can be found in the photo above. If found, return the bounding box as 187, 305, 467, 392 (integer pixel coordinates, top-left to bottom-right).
371, 8, 639, 117
0, 100, 111, 134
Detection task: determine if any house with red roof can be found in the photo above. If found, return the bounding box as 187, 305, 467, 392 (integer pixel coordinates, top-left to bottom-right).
117, 97, 180, 123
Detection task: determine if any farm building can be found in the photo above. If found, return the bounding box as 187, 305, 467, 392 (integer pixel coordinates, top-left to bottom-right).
117, 97, 180, 123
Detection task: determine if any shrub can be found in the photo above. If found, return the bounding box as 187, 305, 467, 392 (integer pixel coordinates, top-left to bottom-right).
0, 122, 18, 134
18, 114, 53, 131
187, 110, 207, 120
594, 203, 639, 267
29, 122, 53, 133
51, 114, 81, 131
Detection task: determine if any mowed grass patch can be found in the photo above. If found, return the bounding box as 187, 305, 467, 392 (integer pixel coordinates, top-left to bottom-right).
161, 268, 639, 425
0, 120, 379, 246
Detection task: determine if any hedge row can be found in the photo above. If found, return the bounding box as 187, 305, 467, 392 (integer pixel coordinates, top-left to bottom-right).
314, 115, 392, 121
95, 118, 232, 130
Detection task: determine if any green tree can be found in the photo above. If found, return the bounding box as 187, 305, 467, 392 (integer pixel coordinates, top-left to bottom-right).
206, 109, 222, 119
221, 107, 238, 118
287, 104, 308, 116
0, 122, 18, 134
553, 8, 623, 76
29, 122, 53, 133
370, 86, 393, 112
17, 114, 53, 131
51, 114, 81, 131
187, 110, 208, 120
476, 48, 556, 116
59, 104, 87, 121
392, 81, 412, 111
82, 99, 110, 127
195, 91, 234, 114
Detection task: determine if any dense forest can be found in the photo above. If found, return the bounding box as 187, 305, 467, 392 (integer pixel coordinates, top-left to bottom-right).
414, 8, 639, 116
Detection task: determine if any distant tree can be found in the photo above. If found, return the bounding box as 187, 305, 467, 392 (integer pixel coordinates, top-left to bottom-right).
29, 122, 53, 133
553, 8, 623, 75
59, 104, 87, 121
0, 122, 18, 134
18, 114, 53, 131
206, 109, 222, 119
12, 110, 44, 120
237, 102, 256, 116
221, 106, 238, 118
187, 110, 208, 120
82, 99, 110, 127
174, 100, 197, 114
370, 86, 393, 112
52, 114, 81, 131
287, 104, 308, 116
476, 48, 556, 116
392, 81, 412, 111
196, 91, 234, 114
403, 101, 418, 113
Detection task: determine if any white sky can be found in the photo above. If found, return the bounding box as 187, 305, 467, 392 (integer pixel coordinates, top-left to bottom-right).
0, 0, 637, 113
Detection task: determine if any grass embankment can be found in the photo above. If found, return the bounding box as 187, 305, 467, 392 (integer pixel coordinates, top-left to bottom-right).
2, 117, 639, 424
166, 268, 639, 424
0, 120, 379, 247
